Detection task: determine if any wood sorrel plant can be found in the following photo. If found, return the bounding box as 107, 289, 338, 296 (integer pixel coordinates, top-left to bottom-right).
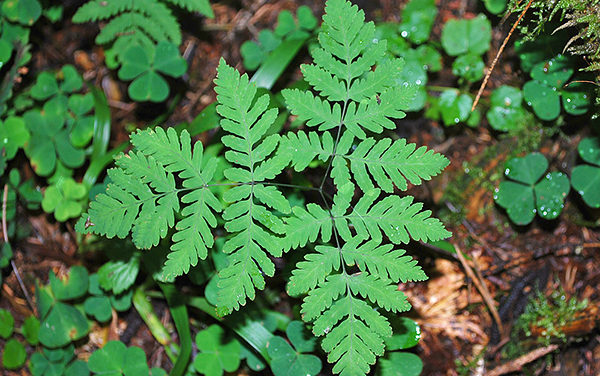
79, 0, 451, 374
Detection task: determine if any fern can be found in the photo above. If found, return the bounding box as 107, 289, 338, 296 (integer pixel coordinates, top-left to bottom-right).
80, 0, 450, 374
73, 0, 213, 58
82, 127, 221, 278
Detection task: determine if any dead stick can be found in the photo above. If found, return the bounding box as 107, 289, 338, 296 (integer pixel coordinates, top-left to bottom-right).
455, 244, 505, 337
471, 0, 534, 112
487, 344, 558, 376
2, 184, 36, 314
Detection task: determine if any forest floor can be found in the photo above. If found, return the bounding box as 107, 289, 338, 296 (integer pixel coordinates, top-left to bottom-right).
2, 0, 600, 375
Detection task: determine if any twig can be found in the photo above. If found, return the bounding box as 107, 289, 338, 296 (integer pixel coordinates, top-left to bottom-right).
487, 344, 558, 376
471, 0, 535, 112
454, 244, 505, 338
2, 184, 36, 314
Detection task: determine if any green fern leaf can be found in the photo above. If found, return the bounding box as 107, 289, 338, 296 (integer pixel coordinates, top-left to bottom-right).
214, 59, 291, 313
340, 137, 449, 193
84, 127, 221, 278
165, 0, 214, 17
278, 131, 334, 171
74, 0, 206, 60
333, 184, 451, 244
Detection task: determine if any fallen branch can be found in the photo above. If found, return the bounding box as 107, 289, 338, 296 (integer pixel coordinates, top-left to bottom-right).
487, 344, 559, 376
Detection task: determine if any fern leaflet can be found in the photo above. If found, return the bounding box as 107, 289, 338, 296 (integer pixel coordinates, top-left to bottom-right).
83, 127, 221, 278
214, 59, 291, 314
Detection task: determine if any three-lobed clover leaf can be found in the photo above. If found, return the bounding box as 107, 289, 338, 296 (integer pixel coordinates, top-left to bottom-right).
452, 53, 484, 82
118, 41, 187, 102
571, 137, 600, 208
38, 266, 90, 348
24, 65, 93, 176
193, 324, 241, 376
486, 86, 527, 132
267, 321, 322, 376
441, 14, 491, 56
2, 0, 42, 26
494, 152, 570, 225
42, 177, 87, 221
522, 54, 591, 120
438, 89, 473, 126
30, 344, 89, 376
88, 340, 150, 376
84, 273, 133, 322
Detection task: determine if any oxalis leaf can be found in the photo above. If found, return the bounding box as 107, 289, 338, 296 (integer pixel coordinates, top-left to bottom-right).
267, 321, 322, 376
572, 137, 600, 208
494, 153, 570, 225
193, 325, 241, 376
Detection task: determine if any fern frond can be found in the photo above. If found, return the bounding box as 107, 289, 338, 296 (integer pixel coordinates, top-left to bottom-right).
85, 127, 221, 278
74, 0, 185, 52
282, 89, 342, 131
332, 183, 450, 244
165, 0, 214, 17
333, 137, 449, 193
278, 131, 333, 171
214, 59, 291, 314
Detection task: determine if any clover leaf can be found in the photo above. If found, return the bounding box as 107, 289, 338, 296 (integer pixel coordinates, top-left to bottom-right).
23, 315, 41, 345
39, 302, 90, 348
572, 137, 600, 208
3, 338, 26, 370
0, 308, 14, 338
452, 53, 484, 82
30, 344, 89, 376
88, 341, 150, 376
438, 89, 473, 126
377, 352, 423, 376
522, 55, 590, 120
494, 153, 570, 225
2, 0, 42, 26
0, 116, 29, 161
385, 318, 421, 351
486, 86, 527, 131
84, 274, 132, 322
30, 65, 82, 100
118, 41, 187, 102
24, 107, 85, 176
42, 177, 87, 221
483, 0, 506, 14
399, 0, 437, 45
193, 324, 241, 376
523, 80, 560, 121
38, 266, 90, 348
441, 15, 491, 56
267, 321, 322, 376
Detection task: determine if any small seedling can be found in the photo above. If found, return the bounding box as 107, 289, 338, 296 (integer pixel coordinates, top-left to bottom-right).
0, 309, 40, 370
494, 152, 570, 225
438, 89, 473, 126
241, 6, 317, 71
571, 137, 600, 208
